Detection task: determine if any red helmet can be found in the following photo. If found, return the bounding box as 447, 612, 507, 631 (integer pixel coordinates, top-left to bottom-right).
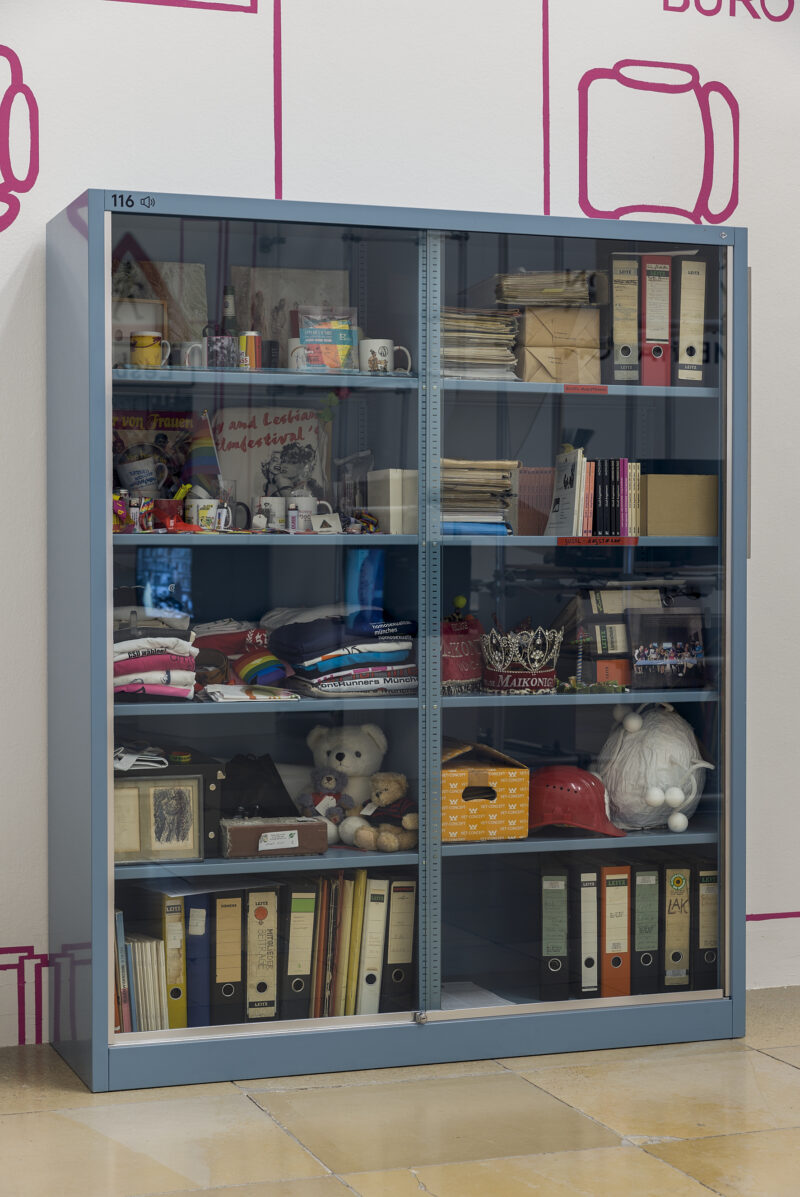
529, 766, 625, 837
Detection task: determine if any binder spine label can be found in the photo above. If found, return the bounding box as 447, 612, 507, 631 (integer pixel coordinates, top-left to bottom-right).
287, 895, 316, 975
542, 876, 567, 958
604, 876, 629, 952
580, 874, 599, 992
386, 883, 416, 965
665, 868, 691, 985
698, 872, 719, 950
634, 873, 659, 951
215, 898, 242, 985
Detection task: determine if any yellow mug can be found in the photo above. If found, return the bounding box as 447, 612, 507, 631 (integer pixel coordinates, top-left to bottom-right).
130, 331, 170, 368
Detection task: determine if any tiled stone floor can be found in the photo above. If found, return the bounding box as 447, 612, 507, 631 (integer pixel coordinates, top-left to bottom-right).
3, 988, 800, 1196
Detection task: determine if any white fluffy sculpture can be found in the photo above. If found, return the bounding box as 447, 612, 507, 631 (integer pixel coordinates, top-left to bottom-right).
593, 703, 714, 833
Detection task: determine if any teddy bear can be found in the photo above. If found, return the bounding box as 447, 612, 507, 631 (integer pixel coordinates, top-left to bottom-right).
296, 765, 356, 843
306, 723, 388, 847
352, 772, 419, 853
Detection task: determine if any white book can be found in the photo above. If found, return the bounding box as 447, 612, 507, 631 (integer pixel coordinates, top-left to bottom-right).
367, 469, 418, 535
355, 878, 390, 1015
544, 449, 584, 537
573, 455, 587, 535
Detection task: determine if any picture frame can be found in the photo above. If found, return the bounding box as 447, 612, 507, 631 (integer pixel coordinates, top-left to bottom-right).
114, 774, 203, 862
627, 611, 706, 691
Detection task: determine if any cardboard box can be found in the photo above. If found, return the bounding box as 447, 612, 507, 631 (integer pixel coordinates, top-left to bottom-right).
517, 306, 600, 349
642, 475, 718, 537
441, 739, 529, 842
367, 469, 418, 534
516, 345, 601, 385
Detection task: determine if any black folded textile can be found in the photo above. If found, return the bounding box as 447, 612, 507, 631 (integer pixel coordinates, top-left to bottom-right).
269, 611, 418, 665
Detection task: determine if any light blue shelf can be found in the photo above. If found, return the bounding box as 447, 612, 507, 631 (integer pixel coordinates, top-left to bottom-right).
114, 533, 419, 548
440, 536, 719, 548
112, 368, 419, 390
113, 696, 419, 717
115, 846, 419, 879
442, 379, 719, 399
443, 689, 718, 707
442, 815, 720, 857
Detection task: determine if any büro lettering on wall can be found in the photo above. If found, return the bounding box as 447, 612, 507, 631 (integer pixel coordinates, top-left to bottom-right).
664, 0, 793, 17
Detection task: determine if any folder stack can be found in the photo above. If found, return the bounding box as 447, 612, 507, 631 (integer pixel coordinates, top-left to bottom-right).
440, 457, 519, 533
440, 308, 519, 381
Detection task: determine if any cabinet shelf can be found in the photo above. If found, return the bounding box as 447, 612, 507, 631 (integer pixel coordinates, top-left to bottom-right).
113, 696, 419, 717
440, 536, 719, 548
443, 689, 718, 707
441, 379, 719, 399
115, 846, 419, 879
114, 533, 419, 548
442, 814, 720, 857
112, 368, 419, 390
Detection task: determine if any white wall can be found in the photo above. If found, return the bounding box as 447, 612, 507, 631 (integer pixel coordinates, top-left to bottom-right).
1, 0, 796, 1044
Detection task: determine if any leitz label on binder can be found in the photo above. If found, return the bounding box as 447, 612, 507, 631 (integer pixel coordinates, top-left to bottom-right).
605, 875, 629, 952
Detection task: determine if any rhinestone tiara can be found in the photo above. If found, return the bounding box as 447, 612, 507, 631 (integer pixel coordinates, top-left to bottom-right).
480, 626, 564, 674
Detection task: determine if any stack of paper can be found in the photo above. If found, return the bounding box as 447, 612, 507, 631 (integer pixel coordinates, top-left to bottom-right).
441, 308, 519, 380
441, 458, 519, 533
495, 271, 597, 307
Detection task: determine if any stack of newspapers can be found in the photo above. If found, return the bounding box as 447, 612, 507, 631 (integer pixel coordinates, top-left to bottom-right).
494, 270, 597, 306
441, 308, 519, 380
441, 457, 519, 536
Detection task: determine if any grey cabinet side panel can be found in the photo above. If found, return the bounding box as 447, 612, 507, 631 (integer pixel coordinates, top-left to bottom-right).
46, 193, 107, 1089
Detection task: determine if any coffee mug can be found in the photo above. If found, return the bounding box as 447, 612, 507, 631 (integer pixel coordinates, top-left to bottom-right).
217, 478, 251, 529
251, 494, 286, 529
184, 497, 231, 531
291, 496, 333, 532
169, 341, 203, 368
359, 339, 412, 374
203, 334, 239, 369
288, 338, 309, 370
117, 455, 168, 494
130, 332, 170, 369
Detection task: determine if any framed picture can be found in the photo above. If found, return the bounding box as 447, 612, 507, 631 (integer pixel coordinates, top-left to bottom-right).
114, 774, 203, 862
230, 266, 350, 368
627, 611, 706, 691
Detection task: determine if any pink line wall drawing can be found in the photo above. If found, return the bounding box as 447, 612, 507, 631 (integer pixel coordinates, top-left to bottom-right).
577, 60, 739, 224
107, 0, 258, 12
0, 45, 39, 233
539, 2, 741, 225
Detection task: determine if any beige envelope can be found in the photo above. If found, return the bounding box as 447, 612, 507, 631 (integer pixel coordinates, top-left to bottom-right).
516, 345, 601, 385
517, 306, 600, 348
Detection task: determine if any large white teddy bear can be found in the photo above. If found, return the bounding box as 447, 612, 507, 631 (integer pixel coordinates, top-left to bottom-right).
306, 723, 388, 846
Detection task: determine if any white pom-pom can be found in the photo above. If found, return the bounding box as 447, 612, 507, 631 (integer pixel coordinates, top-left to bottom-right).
667, 811, 689, 833
645, 786, 666, 807
612, 705, 627, 723
623, 713, 643, 733
665, 786, 685, 809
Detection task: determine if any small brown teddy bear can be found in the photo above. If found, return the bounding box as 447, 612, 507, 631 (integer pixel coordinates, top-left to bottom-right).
352, 772, 419, 853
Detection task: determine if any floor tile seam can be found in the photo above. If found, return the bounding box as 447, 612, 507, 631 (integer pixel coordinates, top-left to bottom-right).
639, 1149, 726, 1197
508, 1069, 624, 1142
752, 1046, 800, 1067
231, 1068, 504, 1094
244, 1090, 336, 1176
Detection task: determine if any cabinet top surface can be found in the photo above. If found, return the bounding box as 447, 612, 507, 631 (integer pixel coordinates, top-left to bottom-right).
57, 190, 746, 245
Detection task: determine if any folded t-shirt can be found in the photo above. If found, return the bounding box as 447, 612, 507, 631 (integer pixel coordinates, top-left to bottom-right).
114, 636, 199, 658
113, 653, 196, 677
113, 670, 195, 689
114, 683, 195, 701
288, 664, 418, 696
291, 640, 412, 675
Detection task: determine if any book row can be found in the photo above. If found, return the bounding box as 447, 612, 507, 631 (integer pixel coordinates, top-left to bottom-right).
114, 869, 416, 1033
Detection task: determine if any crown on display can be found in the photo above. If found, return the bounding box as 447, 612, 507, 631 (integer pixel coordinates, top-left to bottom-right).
480, 626, 564, 674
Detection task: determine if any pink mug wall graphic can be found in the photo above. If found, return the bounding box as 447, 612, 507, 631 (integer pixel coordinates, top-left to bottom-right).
577, 60, 739, 224
0, 45, 39, 234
